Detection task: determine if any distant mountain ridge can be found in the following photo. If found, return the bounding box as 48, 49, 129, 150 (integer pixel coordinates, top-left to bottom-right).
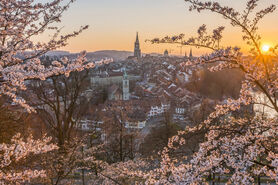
45, 50, 134, 61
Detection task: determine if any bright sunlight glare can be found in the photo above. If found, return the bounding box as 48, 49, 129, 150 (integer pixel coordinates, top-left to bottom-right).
262, 44, 270, 52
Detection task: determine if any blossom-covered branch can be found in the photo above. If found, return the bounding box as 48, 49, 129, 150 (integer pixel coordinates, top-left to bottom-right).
141, 0, 278, 184
149, 25, 225, 51
0, 134, 58, 184
0, 0, 112, 112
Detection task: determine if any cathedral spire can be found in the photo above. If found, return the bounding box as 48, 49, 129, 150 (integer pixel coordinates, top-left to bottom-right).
134, 32, 141, 59
189, 48, 193, 58
136, 32, 139, 42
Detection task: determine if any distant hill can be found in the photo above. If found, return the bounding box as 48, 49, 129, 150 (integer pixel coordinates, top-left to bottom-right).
45, 50, 133, 61
86, 50, 133, 61
45, 51, 71, 56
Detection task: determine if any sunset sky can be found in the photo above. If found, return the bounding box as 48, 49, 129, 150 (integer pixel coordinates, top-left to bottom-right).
40, 0, 278, 56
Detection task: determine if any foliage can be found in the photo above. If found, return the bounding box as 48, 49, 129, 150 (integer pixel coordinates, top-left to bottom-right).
0, 0, 110, 183
0, 134, 57, 184
142, 0, 278, 184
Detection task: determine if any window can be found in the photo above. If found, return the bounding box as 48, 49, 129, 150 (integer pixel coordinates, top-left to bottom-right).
124, 81, 128, 86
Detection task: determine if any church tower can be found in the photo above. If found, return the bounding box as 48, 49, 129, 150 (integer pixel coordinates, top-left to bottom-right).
164, 49, 169, 57
189, 48, 193, 59
134, 32, 141, 59
122, 70, 130, 101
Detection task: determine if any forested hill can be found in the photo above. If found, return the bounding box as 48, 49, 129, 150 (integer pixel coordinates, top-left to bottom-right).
45, 50, 134, 61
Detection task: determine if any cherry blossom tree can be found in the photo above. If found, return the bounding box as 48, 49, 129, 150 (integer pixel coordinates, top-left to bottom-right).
144, 0, 278, 184
0, 0, 112, 111
0, 134, 58, 184
100, 101, 139, 163
0, 0, 110, 183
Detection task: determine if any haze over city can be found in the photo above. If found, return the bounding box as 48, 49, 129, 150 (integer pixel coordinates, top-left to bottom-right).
36, 0, 278, 55
2, 0, 278, 184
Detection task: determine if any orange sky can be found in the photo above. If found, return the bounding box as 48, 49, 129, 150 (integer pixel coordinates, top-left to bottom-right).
37, 0, 278, 56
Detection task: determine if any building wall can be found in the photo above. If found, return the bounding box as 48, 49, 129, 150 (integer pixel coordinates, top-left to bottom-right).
109, 91, 123, 101
125, 121, 146, 129
91, 75, 141, 87
147, 103, 170, 117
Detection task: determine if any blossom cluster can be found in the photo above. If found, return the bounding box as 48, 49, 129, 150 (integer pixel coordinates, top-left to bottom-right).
0, 0, 112, 183
0, 134, 58, 184
135, 0, 278, 184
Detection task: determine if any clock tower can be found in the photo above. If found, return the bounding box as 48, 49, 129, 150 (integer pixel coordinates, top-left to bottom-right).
122, 70, 130, 101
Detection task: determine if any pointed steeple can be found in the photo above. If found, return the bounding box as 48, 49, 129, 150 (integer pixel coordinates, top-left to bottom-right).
136, 32, 139, 42
189, 48, 193, 58
134, 32, 141, 59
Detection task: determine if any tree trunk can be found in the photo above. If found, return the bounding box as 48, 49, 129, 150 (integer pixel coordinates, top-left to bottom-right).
82, 169, 85, 185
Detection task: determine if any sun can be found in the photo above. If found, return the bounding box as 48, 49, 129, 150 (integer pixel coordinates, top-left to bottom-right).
262, 44, 270, 52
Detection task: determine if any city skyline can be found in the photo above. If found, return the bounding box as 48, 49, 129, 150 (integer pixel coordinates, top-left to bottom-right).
37, 0, 278, 55
2, 1, 278, 184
